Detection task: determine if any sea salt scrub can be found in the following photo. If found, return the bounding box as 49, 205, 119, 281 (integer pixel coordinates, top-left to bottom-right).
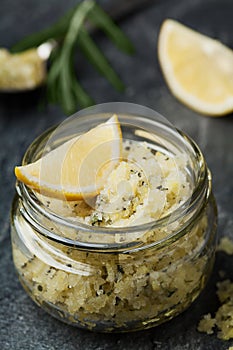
44, 140, 190, 230
198, 236, 233, 341
11, 103, 218, 332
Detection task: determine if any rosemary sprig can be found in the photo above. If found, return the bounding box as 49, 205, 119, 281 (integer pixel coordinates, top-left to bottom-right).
11, 0, 134, 115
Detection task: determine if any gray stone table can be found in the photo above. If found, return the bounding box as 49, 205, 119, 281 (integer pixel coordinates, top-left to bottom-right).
0, 0, 233, 349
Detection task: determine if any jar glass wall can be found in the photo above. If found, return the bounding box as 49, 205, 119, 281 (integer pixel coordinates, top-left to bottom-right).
11, 103, 217, 332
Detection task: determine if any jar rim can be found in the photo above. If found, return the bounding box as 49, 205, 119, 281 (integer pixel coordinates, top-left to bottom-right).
17, 103, 210, 250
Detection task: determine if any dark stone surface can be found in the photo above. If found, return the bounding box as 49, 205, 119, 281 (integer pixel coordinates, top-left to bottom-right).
0, 0, 233, 349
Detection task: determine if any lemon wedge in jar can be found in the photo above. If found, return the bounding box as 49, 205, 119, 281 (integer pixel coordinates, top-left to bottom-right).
15, 115, 122, 200
158, 19, 233, 116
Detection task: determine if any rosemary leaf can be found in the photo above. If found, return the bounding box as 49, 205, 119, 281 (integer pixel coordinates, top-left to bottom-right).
47, 69, 59, 103
88, 3, 134, 54
78, 27, 125, 91
62, 0, 95, 54
71, 76, 94, 109
48, 0, 95, 114
60, 54, 76, 114
46, 49, 61, 102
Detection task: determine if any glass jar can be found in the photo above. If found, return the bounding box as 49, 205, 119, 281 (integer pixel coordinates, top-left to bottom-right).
11, 103, 217, 332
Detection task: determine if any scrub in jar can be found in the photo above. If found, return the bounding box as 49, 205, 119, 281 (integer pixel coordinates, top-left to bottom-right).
11, 104, 217, 332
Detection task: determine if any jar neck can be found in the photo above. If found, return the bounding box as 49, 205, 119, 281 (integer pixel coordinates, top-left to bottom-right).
16, 163, 210, 253
15, 108, 211, 253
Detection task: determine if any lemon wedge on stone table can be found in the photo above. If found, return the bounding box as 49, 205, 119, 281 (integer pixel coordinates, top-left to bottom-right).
15, 115, 122, 200
158, 19, 233, 116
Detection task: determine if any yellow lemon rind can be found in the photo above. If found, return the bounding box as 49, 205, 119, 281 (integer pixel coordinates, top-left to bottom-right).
158, 19, 233, 116
15, 114, 122, 200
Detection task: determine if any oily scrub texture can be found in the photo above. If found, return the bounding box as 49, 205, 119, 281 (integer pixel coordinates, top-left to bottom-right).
198, 237, 233, 341
39, 140, 192, 230
12, 140, 215, 331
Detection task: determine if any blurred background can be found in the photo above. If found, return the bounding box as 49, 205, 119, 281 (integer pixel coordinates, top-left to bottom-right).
0, 0, 233, 349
